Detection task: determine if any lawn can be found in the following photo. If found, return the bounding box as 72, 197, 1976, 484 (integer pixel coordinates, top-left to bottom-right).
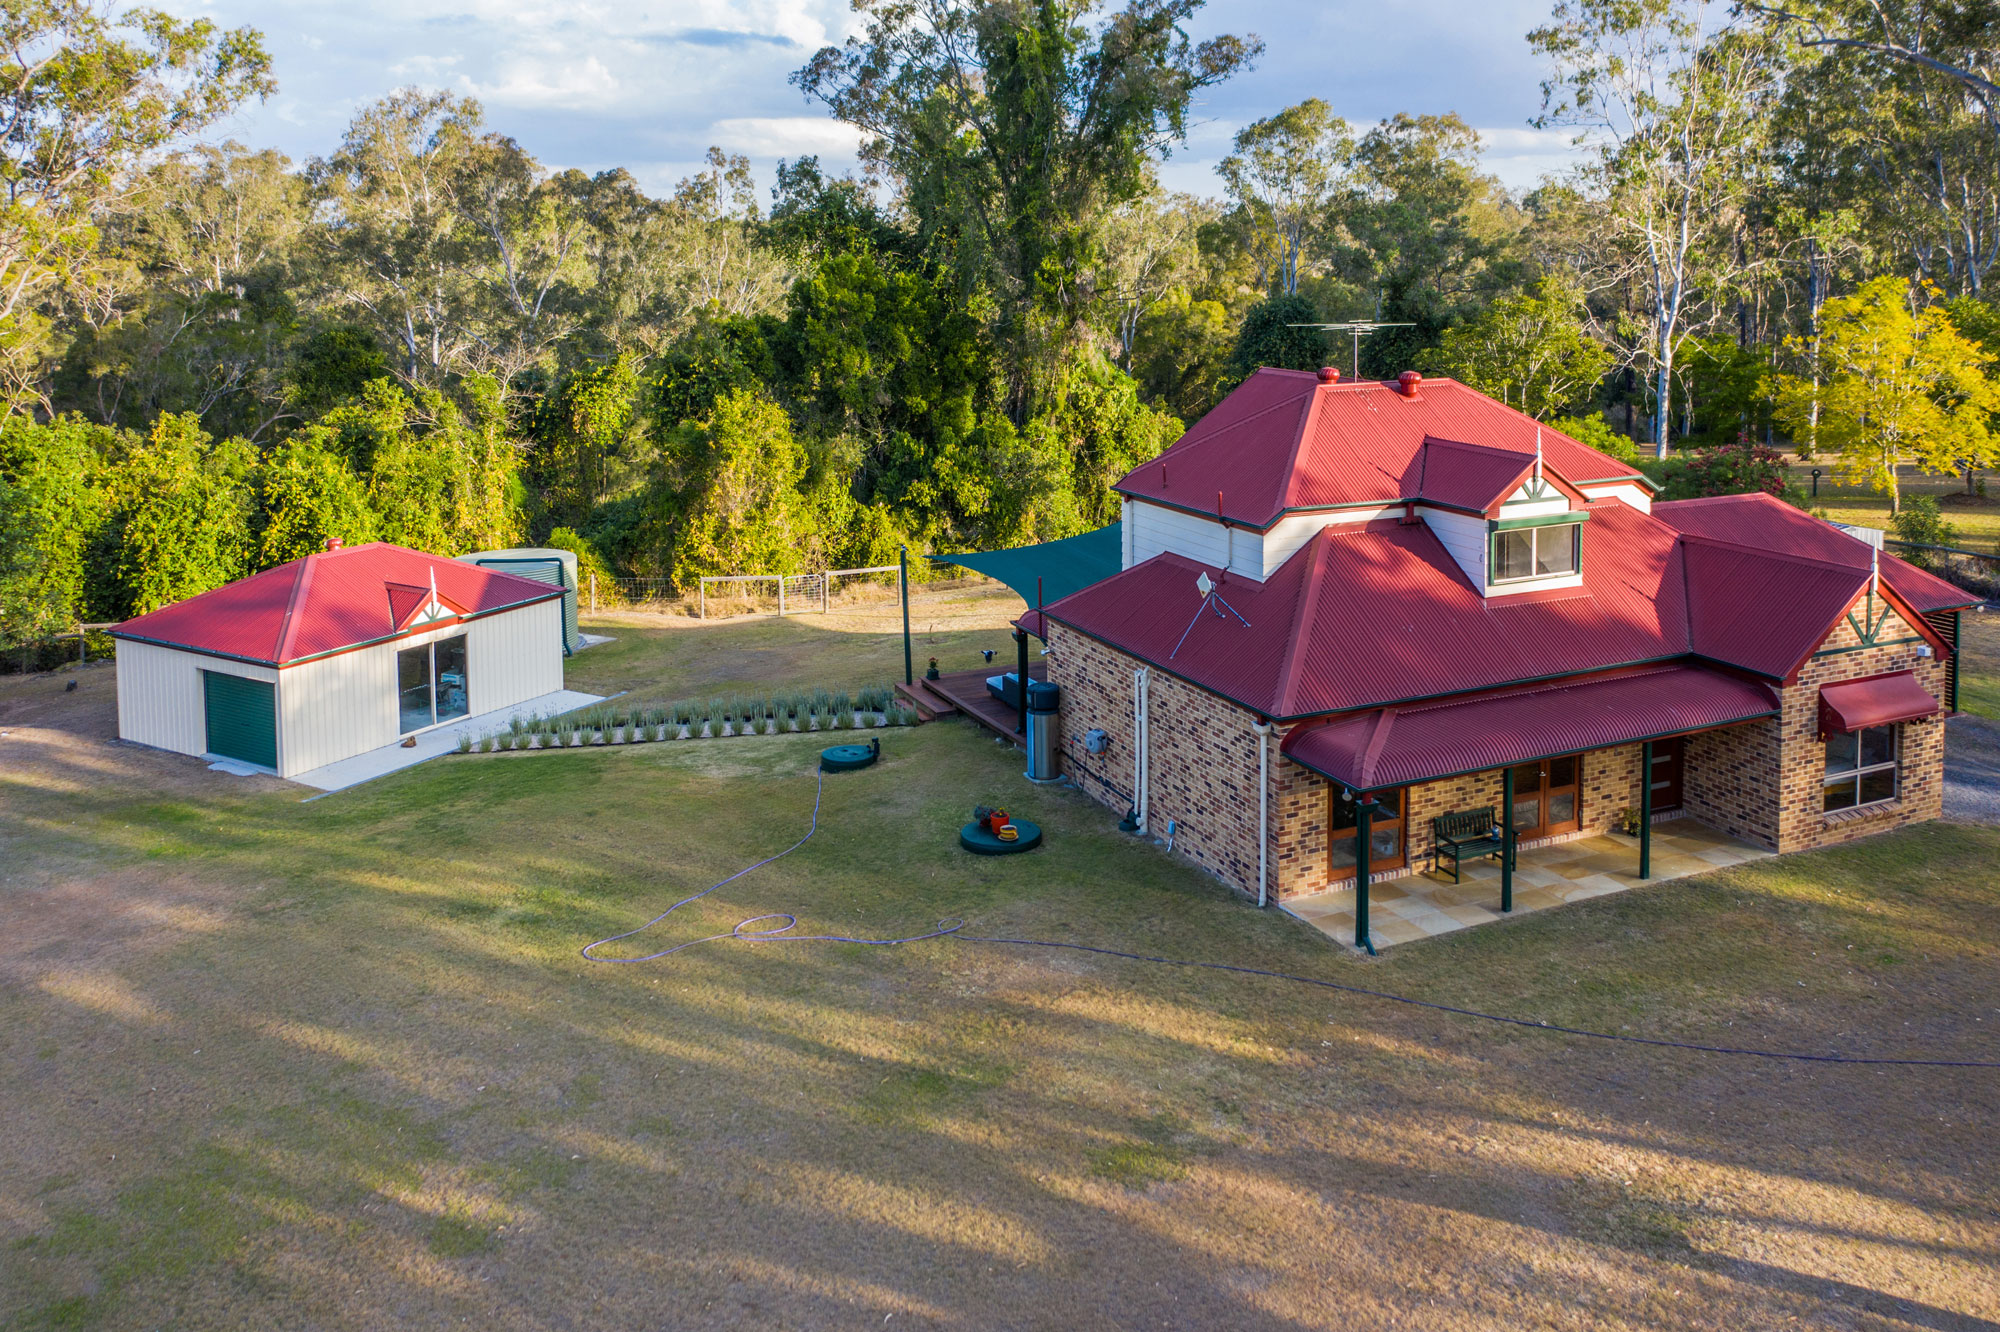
1961, 610, 2000, 720
1780, 457, 2000, 552
3, 638, 1999, 1329
565, 575, 1032, 711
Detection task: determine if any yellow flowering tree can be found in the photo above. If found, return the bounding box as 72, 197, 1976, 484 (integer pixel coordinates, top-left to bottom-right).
1772, 278, 2000, 513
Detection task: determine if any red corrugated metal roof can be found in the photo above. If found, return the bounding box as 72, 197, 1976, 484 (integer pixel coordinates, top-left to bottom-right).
1817, 670, 1940, 734
1280, 665, 1779, 791
1048, 503, 1691, 718
1654, 492, 1978, 613
1116, 369, 1647, 528
112, 542, 562, 666
1407, 437, 1535, 513
1679, 538, 1874, 678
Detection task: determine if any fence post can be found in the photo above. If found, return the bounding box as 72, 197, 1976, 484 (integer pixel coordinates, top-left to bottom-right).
589, 573, 597, 614
78, 625, 86, 665
700, 579, 706, 620
822, 572, 829, 615
778, 577, 786, 617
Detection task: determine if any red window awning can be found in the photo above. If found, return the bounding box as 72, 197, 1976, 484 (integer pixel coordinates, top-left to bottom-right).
1817, 671, 1939, 736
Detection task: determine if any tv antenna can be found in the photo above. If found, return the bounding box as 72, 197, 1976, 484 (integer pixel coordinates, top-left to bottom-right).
1170, 570, 1252, 659
1286, 320, 1415, 381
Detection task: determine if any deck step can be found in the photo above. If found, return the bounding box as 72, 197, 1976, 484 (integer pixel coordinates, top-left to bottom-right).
894, 680, 955, 721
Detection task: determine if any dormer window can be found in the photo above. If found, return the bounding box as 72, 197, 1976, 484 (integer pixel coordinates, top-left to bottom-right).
1487, 514, 1585, 587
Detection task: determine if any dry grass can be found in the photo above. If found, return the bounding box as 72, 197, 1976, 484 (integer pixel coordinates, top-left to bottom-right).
1781, 457, 2000, 551
3, 640, 1999, 1330
1961, 611, 2000, 720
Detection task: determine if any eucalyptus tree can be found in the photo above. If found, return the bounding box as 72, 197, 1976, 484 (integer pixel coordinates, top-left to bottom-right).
793, 0, 1261, 421
1096, 187, 1215, 368
1217, 98, 1354, 297
1532, 0, 1778, 458
0, 1, 273, 412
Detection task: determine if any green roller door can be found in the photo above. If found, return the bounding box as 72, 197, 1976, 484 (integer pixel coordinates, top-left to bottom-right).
203, 670, 277, 769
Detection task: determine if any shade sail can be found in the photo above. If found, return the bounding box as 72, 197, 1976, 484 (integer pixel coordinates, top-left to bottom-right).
1817, 671, 1939, 735
1281, 665, 1779, 792
934, 522, 1122, 612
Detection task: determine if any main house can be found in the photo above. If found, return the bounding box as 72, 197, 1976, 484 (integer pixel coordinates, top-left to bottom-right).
1041, 368, 1978, 942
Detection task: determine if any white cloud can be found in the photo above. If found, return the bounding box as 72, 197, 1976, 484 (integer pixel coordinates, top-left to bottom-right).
707, 116, 864, 160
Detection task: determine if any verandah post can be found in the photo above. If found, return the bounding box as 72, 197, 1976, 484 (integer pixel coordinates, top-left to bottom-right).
1639, 740, 1653, 880
900, 546, 913, 687
1014, 627, 1028, 735
1500, 766, 1514, 913
1355, 794, 1374, 952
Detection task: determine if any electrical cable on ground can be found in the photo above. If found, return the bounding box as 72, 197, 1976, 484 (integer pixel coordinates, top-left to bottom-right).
580, 769, 2000, 1069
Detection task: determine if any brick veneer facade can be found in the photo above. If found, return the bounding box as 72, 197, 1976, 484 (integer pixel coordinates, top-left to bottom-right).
1047, 592, 1950, 903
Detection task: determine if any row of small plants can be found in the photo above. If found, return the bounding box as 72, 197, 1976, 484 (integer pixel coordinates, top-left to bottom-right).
456, 686, 916, 754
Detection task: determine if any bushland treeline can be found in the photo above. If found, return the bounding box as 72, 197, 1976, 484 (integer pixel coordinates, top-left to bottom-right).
4, 0, 2000, 648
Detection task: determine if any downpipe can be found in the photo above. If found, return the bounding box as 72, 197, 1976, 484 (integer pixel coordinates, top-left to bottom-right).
1252, 718, 1271, 907
1131, 666, 1150, 835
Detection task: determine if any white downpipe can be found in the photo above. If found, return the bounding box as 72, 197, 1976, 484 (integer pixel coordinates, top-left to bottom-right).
1252, 719, 1271, 906
1133, 666, 1150, 834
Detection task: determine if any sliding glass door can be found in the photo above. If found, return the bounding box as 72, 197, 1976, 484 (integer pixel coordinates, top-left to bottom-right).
397, 636, 469, 733
1507, 754, 1582, 840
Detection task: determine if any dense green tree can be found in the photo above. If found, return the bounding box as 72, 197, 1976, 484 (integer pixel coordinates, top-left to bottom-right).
256, 432, 374, 563
1218, 99, 1353, 297
0, 416, 114, 645
111, 413, 254, 614
1230, 294, 1328, 376
0, 2, 273, 409
794, 0, 1261, 420
658, 389, 821, 586
1419, 280, 1612, 418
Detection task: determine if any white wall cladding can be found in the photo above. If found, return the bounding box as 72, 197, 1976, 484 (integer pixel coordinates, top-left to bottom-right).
115, 640, 278, 762
1420, 507, 1489, 588
1581, 482, 1652, 513
117, 598, 565, 779
1260, 507, 1401, 578
1127, 500, 1253, 576
468, 599, 564, 715
277, 601, 563, 776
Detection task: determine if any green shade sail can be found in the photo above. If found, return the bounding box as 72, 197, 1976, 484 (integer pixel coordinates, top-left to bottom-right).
932, 522, 1122, 610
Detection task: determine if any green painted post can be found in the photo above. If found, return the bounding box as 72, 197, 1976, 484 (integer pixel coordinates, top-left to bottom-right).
1014, 627, 1028, 735
899, 545, 913, 687
1500, 766, 1514, 913
1639, 739, 1653, 880
1951, 610, 1962, 712
1354, 795, 1374, 952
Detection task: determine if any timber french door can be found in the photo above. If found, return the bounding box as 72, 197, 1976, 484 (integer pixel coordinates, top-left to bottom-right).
1507, 754, 1582, 840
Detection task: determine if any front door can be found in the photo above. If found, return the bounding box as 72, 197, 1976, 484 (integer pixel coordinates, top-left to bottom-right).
1507, 754, 1583, 840
1649, 737, 1686, 813
1328, 786, 1409, 882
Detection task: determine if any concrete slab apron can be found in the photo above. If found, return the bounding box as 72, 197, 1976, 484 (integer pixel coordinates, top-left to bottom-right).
290, 689, 605, 793
1281, 822, 1773, 952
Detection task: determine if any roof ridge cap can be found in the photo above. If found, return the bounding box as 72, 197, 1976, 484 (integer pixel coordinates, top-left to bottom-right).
1270, 530, 1329, 717
273, 556, 313, 664
1274, 384, 1321, 515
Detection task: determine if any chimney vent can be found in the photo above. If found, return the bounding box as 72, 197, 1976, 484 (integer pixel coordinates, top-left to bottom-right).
1397, 371, 1422, 397
1317, 365, 1341, 384
324, 537, 343, 552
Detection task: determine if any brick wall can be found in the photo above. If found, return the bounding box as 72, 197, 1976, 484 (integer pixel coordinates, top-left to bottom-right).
1769, 602, 1947, 852
1047, 592, 1951, 902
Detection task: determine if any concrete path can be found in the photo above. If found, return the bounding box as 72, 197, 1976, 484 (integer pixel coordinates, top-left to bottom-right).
290, 689, 604, 794
1944, 713, 2000, 826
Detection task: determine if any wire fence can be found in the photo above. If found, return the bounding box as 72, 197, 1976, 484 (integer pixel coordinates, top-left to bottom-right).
0, 624, 118, 676
1884, 538, 2000, 601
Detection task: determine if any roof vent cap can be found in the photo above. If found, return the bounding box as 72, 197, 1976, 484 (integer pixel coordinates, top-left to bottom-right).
324, 537, 344, 552
1397, 370, 1422, 397
1317, 365, 1341, 384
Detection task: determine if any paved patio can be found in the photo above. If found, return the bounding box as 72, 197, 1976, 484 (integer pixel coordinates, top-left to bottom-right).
1282, 819, 1773, 950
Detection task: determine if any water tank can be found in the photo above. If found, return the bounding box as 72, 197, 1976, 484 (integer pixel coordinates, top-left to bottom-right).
1025, 680, 1061, 783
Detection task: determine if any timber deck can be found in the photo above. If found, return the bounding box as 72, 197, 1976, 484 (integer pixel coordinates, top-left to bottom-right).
904, 665, 1046, 746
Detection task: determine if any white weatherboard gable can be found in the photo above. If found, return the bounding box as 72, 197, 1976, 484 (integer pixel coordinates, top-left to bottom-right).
1579, 482, 1652, 513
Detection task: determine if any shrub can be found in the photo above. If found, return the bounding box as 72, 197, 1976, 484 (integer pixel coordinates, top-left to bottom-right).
1655, 441, 1801, 504
456, 733, 472, 754
1892, 495, 1957, 552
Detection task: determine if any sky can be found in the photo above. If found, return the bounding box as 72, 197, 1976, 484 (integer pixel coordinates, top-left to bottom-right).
157, 0, 1588, 201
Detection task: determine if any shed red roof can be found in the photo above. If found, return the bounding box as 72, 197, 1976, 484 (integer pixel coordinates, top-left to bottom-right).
1280, 665, 1780, 791
111, 542, 562, 666
1116, 369, 1648, 528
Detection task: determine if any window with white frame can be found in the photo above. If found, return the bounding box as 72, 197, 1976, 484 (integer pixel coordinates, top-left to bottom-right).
1490, 523, 1580, 584
1823, 723, 1897, 812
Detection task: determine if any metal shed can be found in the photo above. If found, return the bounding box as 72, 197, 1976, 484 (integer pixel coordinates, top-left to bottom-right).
110, 540, 567, 779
